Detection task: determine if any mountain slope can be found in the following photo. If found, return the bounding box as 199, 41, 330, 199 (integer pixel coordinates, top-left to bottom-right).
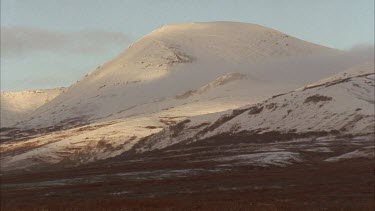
134, 63, 374, 152
0, 88, 65, 128
1, 62, 373, 171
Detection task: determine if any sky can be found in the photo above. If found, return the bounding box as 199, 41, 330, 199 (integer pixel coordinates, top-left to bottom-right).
1, 0, 374, 91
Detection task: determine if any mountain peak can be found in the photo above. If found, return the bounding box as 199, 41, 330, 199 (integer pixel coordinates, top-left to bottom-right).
152, 21, 274, 33
15, 22, 338, 129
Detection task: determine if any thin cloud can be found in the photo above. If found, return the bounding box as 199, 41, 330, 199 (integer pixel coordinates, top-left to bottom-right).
1, 26, 133, 57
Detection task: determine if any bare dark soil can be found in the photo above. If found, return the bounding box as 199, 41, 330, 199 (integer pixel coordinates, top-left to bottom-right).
1, 157, 374, 210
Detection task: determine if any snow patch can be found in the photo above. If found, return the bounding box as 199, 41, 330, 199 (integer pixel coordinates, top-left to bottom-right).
215, 151, 302, 167
325, 147, 375, 162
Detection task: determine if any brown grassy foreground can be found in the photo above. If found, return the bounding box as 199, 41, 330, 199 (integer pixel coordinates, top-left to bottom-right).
1, 158, 374, 211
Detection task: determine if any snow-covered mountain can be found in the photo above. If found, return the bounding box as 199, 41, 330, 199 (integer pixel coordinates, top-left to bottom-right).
0, 88, 65, 128
1, 22, 373, 172
15, 21, 338, 129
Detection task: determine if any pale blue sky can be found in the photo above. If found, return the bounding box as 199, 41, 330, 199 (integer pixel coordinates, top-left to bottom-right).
1, 0, 374, 91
